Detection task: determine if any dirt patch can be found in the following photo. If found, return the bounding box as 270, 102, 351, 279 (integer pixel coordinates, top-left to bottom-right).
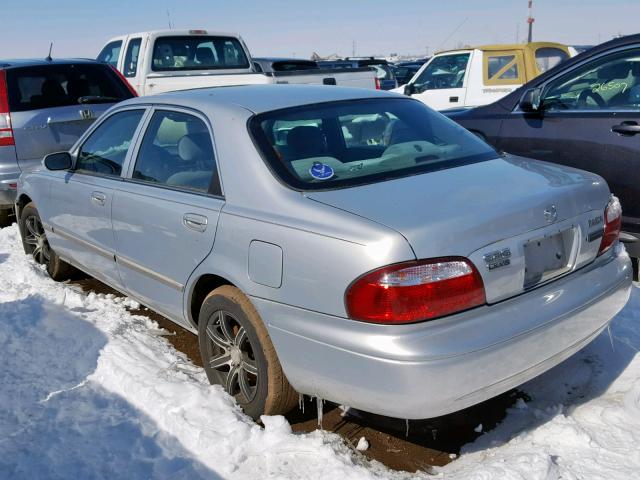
74, 277, 525, 473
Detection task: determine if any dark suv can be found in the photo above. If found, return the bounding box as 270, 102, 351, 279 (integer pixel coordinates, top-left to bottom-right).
448, 34, 640, 279
0, 59, 136, 225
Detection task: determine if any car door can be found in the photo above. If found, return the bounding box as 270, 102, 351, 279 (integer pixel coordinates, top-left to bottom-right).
46, 108, 147, 288
113, 108, 223, 325
408, 52, 471, 110
498, 45, 640, 228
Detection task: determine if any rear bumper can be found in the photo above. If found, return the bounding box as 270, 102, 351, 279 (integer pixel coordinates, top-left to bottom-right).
255, 248, 632, 419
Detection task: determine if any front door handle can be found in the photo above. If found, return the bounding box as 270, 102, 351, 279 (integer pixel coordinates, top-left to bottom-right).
449, 96, 459, 103
90, 191, 106, 206
183, 213, 208, 233
612, 121, 640, 136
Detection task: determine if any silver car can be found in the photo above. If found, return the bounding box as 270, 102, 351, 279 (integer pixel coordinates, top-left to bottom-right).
16, 85, 632, 421
0, 59, 136, 226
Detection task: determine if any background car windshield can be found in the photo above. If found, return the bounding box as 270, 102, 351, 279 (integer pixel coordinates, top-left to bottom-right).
412, 53, 470, 91
252, 98, 496, 190
152, 36, 249, 71
5, 64, 134, 112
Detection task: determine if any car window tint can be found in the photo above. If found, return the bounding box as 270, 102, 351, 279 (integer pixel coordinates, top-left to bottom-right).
543, 48, 640, 111
5, 63, 135, 112
133, 110, 219, 195
76, 110, 144, 176
412, 53, 469, 92
535, 47, 569, 73
151, 36, 249, 71
251, 98, 497, 190
123, 38, 142, 78
96, 40, 122, 68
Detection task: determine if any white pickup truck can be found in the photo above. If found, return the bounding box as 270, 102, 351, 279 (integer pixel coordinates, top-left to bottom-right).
97, 30, 377, 95
394, 42, 571, 111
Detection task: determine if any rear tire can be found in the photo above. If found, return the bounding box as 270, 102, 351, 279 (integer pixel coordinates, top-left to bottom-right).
198, 285, 298, 420
19, 202, 76, 281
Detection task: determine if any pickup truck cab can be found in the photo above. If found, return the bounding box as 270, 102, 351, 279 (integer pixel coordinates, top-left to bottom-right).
398, 42, 571, 111
98, 30, 377, 95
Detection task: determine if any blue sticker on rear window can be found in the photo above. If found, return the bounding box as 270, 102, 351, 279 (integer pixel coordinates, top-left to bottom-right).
309, 162, 334, 180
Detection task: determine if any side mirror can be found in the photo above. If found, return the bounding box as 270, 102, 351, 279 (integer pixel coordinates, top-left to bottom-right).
404, 83, 415, 96
44, 152, 73, 171
519, 88, 543, 113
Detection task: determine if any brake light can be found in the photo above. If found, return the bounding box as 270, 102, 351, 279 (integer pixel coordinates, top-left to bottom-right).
345, 257, 486, 324
374, 77, 381, 90
109, 65, 138, 97
0, 70, 14, 147
598, 196, 622, 255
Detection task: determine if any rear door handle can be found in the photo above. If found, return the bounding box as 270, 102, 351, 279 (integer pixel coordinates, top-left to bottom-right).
449, 96, 459, 103
612, 121, 640, 136
183, 213, 208, 233
90, 191, 106, 206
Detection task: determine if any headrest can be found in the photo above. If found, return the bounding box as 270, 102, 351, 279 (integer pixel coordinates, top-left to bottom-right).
196, 47, 215, 64
287, 126, 326, 159
598, 62, 631, 80
178, 133, 210, 162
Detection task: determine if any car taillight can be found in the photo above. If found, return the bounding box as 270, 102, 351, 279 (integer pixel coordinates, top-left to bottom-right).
374, 77, 381, 90
345, 257, 486, 324
0, 70, 14, 147
598, 195, 622, 255
109, 65, 138, 97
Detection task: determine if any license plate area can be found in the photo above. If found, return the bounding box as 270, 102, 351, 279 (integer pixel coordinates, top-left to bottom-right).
523, 228, 576, 289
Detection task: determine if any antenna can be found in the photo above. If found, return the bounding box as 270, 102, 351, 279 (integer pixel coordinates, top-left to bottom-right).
46, 42, 53, 61
527, 0, 534, 43
436, 17, 468, 52
166, 10, 173, 29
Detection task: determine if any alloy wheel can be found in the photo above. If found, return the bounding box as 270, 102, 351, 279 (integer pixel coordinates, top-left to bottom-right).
23, 215, 51, 265
205, 310, 259, 404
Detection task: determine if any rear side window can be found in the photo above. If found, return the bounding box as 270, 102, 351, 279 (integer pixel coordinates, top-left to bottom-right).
76, 110, 144, 177
251, 98, 496, 190
97, 40, 122, 68
5, 63, 135, 112
151, 36, 249, 71
133, 110, 219, 195
484, 51, 523, 85
123, 38, 142, 78
535, 47, 569, 73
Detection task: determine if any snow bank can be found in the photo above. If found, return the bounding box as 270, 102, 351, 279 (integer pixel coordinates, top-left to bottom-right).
0, 223, 638, 479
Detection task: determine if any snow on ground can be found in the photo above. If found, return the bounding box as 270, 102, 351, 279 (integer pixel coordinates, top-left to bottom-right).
0, 222, 638, 479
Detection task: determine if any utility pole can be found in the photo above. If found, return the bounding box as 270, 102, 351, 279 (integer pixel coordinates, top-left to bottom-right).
527, 0, 534, 43
352, 40, 356, 57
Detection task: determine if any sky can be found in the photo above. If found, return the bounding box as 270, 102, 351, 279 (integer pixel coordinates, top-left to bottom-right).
2, 0, 639, 60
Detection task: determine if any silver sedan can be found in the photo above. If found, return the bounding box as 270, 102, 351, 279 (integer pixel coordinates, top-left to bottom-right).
16, 85, 632, 420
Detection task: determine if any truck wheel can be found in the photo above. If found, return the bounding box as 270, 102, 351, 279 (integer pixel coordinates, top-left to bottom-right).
198, 285, 298, 420
19, 202, 76, 281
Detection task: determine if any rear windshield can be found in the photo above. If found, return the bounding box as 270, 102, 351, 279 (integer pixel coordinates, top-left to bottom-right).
250, 98, 496, 190
272, 61, 319, 72
152, 36, 249, 71
5, 63, 134, 112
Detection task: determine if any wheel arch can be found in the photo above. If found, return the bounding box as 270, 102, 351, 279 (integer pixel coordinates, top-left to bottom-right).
15, 194, 33, 220
188, 273, 237, 327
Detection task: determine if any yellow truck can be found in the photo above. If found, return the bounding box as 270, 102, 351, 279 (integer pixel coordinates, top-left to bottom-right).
398, 42, 572, 111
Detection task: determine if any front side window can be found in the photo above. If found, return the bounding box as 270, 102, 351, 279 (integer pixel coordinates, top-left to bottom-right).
251, 98, 496, 190
96, 41, 122, 68
535, 47, 569, 73
412, 53, 470, 92
133, 111, 219, 195
76, 110, 144, 176
543, 48, 640, 111
152, 36, 249, 71
123, 38, 142, 78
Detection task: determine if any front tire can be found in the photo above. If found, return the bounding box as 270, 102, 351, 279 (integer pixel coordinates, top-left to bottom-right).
19, 202, 75, 281
198, 285, 298, 420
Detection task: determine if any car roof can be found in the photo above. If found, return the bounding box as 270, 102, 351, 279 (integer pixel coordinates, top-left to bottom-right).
120, 84, 401, 114
436, 41, 569, 55
254, 57, 316, 63
0, 58, 104, 69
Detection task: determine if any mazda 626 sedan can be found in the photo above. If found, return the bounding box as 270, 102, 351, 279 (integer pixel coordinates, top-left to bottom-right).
16, 85, 632, 420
